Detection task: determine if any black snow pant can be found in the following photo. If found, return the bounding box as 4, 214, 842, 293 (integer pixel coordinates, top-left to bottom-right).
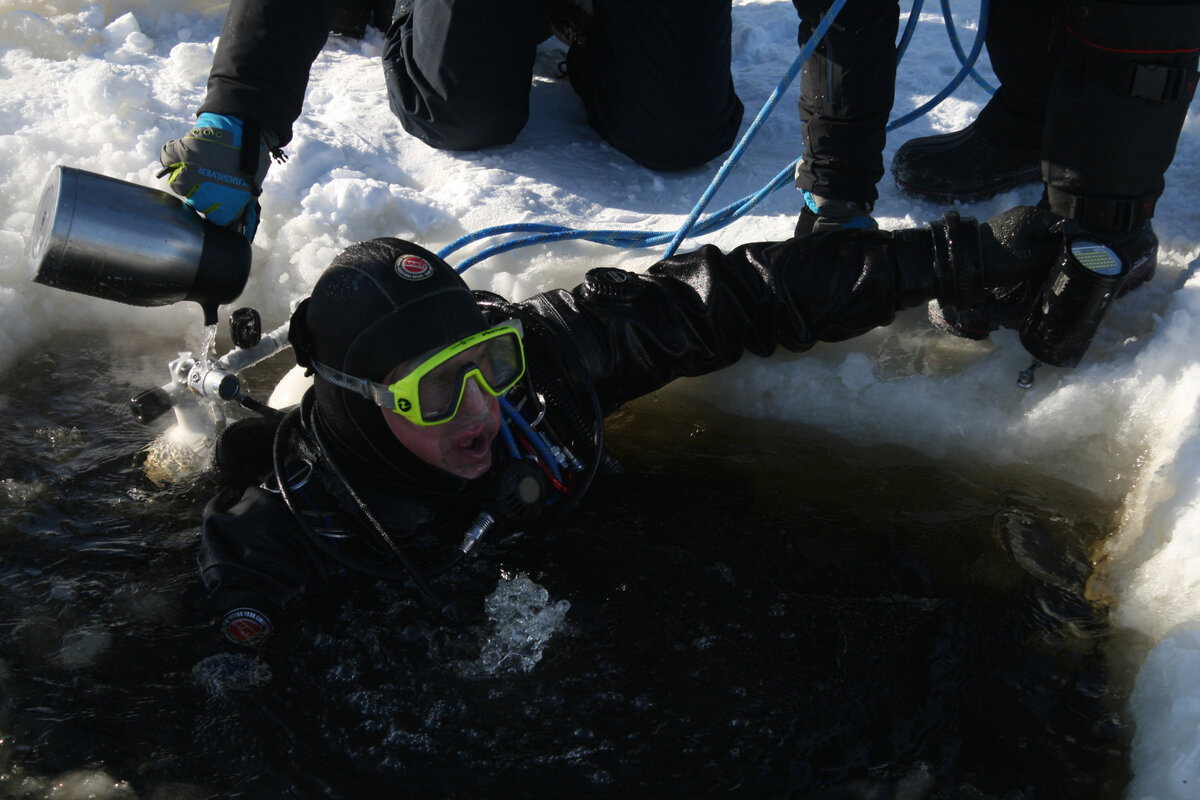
792, 0, 900, 204
972, 0, 1070, 148
381, 0, 744, 171
975, 0, 1200, 234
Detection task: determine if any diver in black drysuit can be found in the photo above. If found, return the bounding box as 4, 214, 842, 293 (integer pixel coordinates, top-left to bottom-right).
199, 207, 1061, 644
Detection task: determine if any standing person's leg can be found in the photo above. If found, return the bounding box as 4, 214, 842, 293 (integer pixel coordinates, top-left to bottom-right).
892, 0, 1068, 201
792, 0, 900, 234
1039, 0, 1200, 292
1042, 1, 1199, 235
382, 0, 550, 150
564, 0, 744, 171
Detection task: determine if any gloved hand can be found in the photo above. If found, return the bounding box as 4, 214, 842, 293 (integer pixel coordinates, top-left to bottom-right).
923, 206, 1066, 339
978, 205, 1065, 289
158, 113, 280, 241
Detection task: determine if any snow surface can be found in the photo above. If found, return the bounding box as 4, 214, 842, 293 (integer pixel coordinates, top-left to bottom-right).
1, 1, 1198, 796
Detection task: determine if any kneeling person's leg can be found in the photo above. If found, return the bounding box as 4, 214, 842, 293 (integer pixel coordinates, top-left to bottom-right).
383, 0, 550, 150
568, 0, 743, 170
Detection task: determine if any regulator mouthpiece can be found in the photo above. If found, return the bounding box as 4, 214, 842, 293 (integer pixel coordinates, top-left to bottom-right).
1019, 237, 1129, 370
28, 165, 251, 326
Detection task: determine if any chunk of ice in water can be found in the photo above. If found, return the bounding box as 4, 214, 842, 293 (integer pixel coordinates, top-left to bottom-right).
470, 573, 570, 675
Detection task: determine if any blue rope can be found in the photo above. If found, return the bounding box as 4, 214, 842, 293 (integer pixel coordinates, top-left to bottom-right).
441, 158, 798, 271
440, 0, 992, 272
941, 0, 996, 94
896, 0, 924, 64
885, 0, 992, 131
661, 0, 849, 257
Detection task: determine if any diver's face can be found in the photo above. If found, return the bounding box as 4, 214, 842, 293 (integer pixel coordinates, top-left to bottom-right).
381, 376, 501, 480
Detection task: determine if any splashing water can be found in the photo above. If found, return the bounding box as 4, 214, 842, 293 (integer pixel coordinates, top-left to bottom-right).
468, 572, 571, 676
139, 323, 232, 483
197, 324, 217, 361
140, 428, 215, 484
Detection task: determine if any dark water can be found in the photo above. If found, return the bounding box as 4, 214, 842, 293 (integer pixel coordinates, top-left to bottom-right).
0, 331, 1130, 799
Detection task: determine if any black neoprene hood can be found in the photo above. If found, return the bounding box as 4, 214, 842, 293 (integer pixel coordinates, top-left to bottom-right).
290, 238, 487, 483
301, 238, 485, 381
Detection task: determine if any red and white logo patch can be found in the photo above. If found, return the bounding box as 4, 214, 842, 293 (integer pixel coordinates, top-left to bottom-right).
222, 607, 272, 644
395, 254, 434, 281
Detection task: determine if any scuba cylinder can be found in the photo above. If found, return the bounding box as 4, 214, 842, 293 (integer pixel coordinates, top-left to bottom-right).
28, 165, 251, 326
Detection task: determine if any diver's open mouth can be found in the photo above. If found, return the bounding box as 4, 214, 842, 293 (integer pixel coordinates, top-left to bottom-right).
462, 432, 489, 455
452, 423, 494, 458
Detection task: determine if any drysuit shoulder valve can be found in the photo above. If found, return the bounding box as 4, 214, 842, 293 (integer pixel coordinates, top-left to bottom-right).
580, 267, 643, 304
27, 165, 251, 325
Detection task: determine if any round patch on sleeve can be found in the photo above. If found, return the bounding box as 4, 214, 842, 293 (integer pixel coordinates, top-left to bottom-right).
222, 607, 272, 644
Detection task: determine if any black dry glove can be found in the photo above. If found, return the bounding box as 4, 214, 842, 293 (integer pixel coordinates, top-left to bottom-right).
977, 205, 1065, 289
922, 206, 1065, 339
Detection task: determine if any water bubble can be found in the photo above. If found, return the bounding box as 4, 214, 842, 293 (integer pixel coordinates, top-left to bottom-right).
192, 653, 272, 694
35, 425, 86, 461
59, 628, 113, 670
466, 573, 570, 676
0, 478, 45, 505
41, 769, 135, 799
587, 770, 614, 786
140, 427, 214, 483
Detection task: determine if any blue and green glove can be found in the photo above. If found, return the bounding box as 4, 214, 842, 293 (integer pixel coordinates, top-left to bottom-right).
158, 113, 281, 241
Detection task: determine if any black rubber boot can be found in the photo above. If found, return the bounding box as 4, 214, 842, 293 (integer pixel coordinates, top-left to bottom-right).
892, 0, 1065, 201
793, 191, 877, 236
1041, 1, 1200, 238
892, 118, 1041, 202
925, 0, 1198, 344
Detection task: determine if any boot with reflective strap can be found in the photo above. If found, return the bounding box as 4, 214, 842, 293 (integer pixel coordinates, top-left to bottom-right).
794, 190, 877, 236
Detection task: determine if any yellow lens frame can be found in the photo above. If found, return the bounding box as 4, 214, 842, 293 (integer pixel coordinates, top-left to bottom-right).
384, 322, 525, 426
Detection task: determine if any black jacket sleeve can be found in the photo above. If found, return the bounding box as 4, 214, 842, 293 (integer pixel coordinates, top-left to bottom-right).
199, 484, 332, 642
198, 0, 338, 144
518, 227, 944, 413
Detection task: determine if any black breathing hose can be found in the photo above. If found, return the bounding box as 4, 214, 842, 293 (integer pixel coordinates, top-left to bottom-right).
476, 297, 608, 513
271, 404, 445, 604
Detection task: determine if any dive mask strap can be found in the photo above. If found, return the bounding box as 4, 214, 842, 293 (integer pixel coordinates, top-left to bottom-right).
310, 360, 395, 409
